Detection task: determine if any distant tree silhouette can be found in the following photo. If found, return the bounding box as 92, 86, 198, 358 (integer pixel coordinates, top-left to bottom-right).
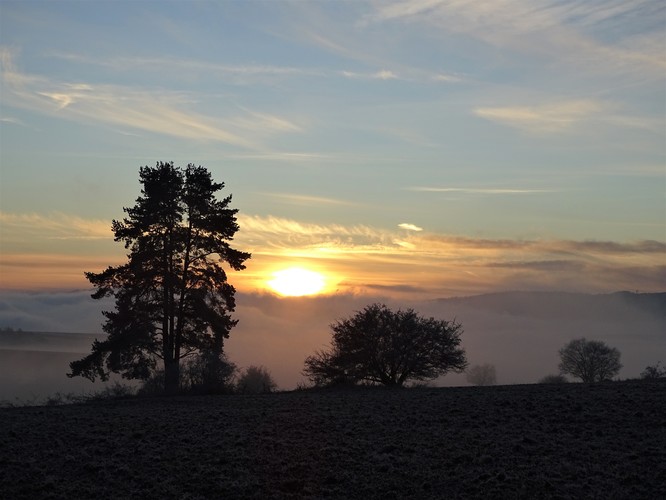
303, 303, 467, 387
640, 361, 665, 380
558, 338, 621, 383
466, 363, 496, 386
68, 162, 250, 394
237, 366, 277, 394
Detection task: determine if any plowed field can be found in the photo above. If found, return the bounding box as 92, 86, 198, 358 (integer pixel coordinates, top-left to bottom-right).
1, 380, 664, 499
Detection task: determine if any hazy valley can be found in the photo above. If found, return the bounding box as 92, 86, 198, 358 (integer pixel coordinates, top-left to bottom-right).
1, 291, 664, 402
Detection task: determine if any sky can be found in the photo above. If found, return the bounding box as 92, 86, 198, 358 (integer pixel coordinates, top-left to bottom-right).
1, 0, 665, 298
0, 2, 665, 392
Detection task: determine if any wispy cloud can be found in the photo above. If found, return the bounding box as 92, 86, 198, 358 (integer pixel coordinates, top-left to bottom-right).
5, 210, 662, 265
0, 48, 301, 149
0, 254, 123, 290
0, 211, 118, 289
280, 1, 662, 141
409, 187, 554, 194
419, 234, 666, 255
398, 223, 423, 231
52, 50, 418, 86
261, 193, 358, 207
474, 99, 605, 133
473, 99, 662, 135
368, 0, 666, 79
0, 211, 111, 241
49, 51, 326, 83
373, 0, 664, 31
0, 116, 26, 126
239, 216, 666, 296
230, 107, 302, 133
432, 73, 463, 83
341, 69, 399, 80
557, 239, 666, 255
488, 259, 585, 272
226, 152, 333, 162
238, 214, 664, 260
237, 214, 391, 250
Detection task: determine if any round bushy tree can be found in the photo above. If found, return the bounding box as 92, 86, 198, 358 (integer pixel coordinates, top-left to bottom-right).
303, 303, 467, 387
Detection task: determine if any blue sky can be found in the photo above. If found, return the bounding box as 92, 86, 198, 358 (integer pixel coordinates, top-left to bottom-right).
1, 0, 664, 297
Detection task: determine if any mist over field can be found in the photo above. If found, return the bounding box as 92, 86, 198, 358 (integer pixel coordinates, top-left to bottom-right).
1, 290, 664, 402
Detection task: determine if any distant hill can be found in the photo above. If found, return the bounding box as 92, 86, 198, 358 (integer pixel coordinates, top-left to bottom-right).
436, 291, 666, 322
0, 330, 103, 353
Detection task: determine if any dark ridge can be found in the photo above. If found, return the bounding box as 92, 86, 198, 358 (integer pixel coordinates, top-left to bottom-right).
436, 291, 666, 321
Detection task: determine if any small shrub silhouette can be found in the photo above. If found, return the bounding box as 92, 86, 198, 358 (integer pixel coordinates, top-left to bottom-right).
138, 353, 237, 395
181, 353, 237, 394
237, 366, 277, 394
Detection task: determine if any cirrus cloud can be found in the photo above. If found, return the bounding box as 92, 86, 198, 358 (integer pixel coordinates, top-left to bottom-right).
0, 47, 301, 150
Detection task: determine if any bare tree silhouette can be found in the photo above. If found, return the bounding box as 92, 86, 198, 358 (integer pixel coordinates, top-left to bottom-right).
558, 338, 621, 383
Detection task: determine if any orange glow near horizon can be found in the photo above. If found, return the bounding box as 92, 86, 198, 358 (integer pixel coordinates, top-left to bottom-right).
3, 231, 665, 299
267, 267, 327, 297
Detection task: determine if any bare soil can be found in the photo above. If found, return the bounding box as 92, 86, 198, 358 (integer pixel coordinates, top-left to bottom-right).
1, 380, 664, 499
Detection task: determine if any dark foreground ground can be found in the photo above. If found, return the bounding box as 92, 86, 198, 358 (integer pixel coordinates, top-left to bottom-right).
1, 380, 664, 499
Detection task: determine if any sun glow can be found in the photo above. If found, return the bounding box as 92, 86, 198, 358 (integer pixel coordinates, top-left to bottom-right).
267, 267, 326, 297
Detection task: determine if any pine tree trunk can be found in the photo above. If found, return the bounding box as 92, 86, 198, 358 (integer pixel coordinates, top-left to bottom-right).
164, 359, 180, 394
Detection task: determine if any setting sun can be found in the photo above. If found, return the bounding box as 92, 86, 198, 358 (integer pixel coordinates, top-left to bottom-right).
268, 267, 326, 297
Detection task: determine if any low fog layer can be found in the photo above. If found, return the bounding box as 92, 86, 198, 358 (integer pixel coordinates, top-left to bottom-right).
1, 290, 664, 401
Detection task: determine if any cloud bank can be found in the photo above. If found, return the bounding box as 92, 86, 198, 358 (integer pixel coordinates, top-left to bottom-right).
2, 211, 664, 296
